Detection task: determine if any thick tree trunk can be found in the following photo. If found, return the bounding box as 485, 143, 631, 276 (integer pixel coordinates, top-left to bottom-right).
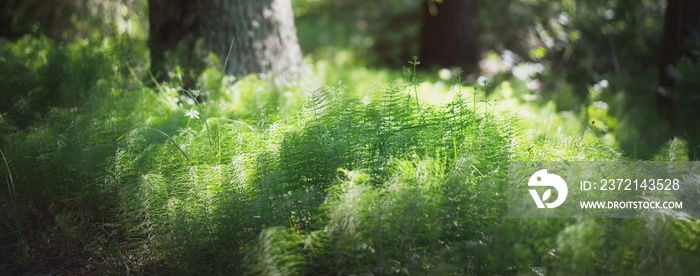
148, 0, 304, 84
418, 0, 479, 74
656, 0, 700, 123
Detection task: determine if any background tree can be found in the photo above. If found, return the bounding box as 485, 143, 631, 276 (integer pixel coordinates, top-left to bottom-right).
419, 0, 480, 74
656, 0, 700, 157
656, 0, 700, 123
148, 0, 304, 85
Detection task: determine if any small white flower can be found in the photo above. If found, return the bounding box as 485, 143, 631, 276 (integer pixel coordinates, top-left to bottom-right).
477, 76, 489, 87
185, 109, 200, 119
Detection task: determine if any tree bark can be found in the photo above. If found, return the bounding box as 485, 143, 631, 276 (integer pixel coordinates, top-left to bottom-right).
418, 0, 480, 74
148, 0, 304, 85
656, 0, 700, 123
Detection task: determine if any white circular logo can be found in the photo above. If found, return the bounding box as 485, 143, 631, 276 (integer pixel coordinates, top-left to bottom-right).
528, 169, 568, 208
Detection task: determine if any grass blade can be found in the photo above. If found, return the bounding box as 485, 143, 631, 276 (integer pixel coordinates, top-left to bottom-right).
118, 127, 190, 161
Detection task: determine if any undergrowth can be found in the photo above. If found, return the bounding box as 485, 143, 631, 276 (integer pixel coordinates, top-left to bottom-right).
1, 36, 699, 275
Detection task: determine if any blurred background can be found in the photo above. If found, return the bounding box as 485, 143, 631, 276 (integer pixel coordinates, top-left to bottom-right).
1, 0, 698, 158
294, 0, 699, 160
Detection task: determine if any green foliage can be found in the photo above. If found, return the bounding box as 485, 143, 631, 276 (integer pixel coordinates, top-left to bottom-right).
1, 33, 699, 275
0, 35, 148, 128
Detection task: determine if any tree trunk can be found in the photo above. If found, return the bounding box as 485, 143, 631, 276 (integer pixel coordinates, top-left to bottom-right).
656, 0, 700, 123
656, 0, 700, 158
418, 0, 480, 74
148, 0, 304, 85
